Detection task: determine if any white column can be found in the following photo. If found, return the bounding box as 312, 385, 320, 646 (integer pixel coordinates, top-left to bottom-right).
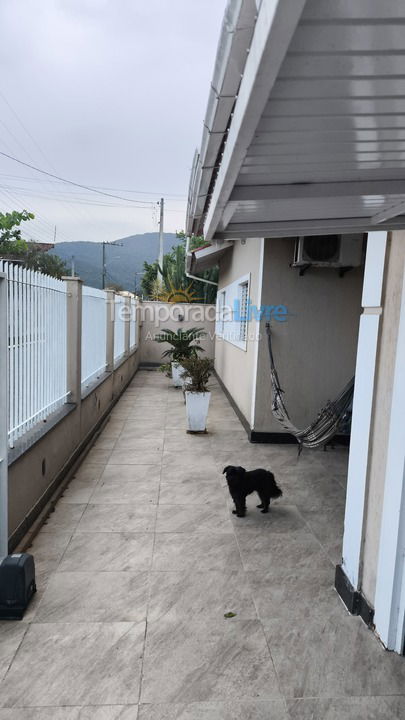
106, 290, 115, 372
63, 277, 82, 406
374, 268, 405, 652
124, 296, 131, 358
341, 232, 387, 588
0, 273, 8, 559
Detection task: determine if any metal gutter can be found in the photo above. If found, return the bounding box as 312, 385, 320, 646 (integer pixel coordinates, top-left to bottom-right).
185, 238, 218, 287
186, 0, 257, 237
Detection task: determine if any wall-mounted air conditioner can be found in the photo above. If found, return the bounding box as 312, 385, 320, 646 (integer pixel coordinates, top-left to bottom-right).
293, 234, 365, 269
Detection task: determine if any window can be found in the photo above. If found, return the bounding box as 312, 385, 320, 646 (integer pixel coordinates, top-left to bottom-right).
238, 281, 249, 342
215, 274, 250, 350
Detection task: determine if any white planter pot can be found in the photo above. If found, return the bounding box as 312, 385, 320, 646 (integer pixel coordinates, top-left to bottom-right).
185, 391, 211, 432
171, 362, 185, 388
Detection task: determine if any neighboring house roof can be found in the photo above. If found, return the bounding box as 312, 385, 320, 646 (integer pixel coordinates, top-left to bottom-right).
187, 0, 405, 241
31, 242, 55, 252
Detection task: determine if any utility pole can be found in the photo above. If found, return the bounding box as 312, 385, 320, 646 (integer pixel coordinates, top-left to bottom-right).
102, 241, 106, 289
157, 198, 164, 285
54, 225, 57, 243
101, 241, 124, 290
71, 255, 75, 277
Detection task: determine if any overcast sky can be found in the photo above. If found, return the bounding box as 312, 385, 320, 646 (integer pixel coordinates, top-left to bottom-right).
0, 0, 227, 244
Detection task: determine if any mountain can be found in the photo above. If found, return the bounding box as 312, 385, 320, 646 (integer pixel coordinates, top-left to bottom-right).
49, 232, 181, 291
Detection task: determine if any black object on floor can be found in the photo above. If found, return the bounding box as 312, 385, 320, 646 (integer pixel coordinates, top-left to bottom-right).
0, 553, 36, 619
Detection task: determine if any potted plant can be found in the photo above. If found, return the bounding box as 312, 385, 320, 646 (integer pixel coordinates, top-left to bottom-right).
155, 327, 206, 387
180, 356, 213, 432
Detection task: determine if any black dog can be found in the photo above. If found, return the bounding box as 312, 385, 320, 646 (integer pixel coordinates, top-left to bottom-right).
223, 466, 282, 518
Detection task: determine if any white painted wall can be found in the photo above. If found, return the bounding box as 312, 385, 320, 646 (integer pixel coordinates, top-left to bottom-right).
139, 301, 216, 365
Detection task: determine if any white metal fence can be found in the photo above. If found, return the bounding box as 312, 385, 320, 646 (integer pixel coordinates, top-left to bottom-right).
0, 262, 68, 447
81, 286, 107, 387
1, 262, 138, 448
114, 294, 126, 362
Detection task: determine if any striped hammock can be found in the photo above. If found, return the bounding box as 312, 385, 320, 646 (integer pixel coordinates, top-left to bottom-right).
266, 323, 354, 452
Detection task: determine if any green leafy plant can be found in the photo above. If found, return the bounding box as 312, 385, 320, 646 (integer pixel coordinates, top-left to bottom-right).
180, 356, 213, 393
0, 209, 68, 279
141, 233, 218, 304
0, 210, 34, 243
158, 362, 172, 378
154, 327, 206, 364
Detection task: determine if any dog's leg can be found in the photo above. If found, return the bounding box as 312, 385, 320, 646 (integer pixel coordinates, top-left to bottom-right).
231, 493, 246, 518
257, 491, 270, 513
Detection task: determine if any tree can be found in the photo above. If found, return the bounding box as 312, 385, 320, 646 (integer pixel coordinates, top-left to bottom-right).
0, 209, 67, 279
0, 210, 34, 243
140, 233, 218, 304
25, 249, 68, 279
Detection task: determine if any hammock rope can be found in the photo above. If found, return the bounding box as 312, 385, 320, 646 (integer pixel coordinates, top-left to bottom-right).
266, 323, 354, 452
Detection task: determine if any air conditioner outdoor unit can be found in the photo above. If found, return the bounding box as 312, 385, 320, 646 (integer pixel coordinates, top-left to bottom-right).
293, 234, 364, 268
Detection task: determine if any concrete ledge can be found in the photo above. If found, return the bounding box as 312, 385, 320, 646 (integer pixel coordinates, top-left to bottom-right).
8, 351, 139, 551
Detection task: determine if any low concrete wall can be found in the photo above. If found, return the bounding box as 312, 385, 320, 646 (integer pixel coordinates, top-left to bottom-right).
139, 301, 216, 366
8, 350, 139, 549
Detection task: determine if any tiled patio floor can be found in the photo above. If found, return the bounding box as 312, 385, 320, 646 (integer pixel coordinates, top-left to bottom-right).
1, 369, 405, 718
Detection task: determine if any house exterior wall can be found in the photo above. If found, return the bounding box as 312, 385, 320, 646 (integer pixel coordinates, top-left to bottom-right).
361, 233, 405, 605
254, 238, 364, 433
214, 238, 263, 426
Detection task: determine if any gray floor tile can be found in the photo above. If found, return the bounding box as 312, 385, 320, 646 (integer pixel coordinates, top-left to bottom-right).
77, 503, 156, 533
0, 622, 144, 707
247, 566, 336, 621
85, 447, 113, 464
264, 609, 405, 698
155, 505, 232, 534
34, 571, 149, 622
148, 569, 257, 621
137, 700, 288, 719
229, 503, 304, 532
101, 464, 161, 483
159, 481, 224, 506
0, 623, 28, 682
114, 437, 164, 451
90, 478, 159, 505
58, 532, 154, 572
40, 503, 86, 534
72, 464, 105, 483
160, 466, 216, 484
162, 452, 218, 472
141, 618, 281, 703
59, 478, 100, 504
109, 450, 163, 465
237, 528, 332, 573
152, 533, 242, 572
287, 697, 405, 720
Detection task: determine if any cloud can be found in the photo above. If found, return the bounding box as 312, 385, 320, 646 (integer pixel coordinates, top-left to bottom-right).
0, 0, 227, 243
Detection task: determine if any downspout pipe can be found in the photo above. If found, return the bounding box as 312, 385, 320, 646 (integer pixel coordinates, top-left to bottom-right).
185, 237, 218, 287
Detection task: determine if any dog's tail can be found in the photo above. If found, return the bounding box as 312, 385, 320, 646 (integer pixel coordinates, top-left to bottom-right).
268, 471, 283, 498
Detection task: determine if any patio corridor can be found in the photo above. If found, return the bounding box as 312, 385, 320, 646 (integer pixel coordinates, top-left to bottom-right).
1, 369, 405, 719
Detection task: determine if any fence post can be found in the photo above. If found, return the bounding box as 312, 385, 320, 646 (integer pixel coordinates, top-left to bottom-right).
63, 276, 82, 405
106, 290, 115, 372
0, 273, 8, 558
124, 296, 131, 358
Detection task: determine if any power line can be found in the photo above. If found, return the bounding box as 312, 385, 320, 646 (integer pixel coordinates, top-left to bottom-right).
0, 185, 154, 209
0, 174, 187, 201
0, 150, 156, 205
